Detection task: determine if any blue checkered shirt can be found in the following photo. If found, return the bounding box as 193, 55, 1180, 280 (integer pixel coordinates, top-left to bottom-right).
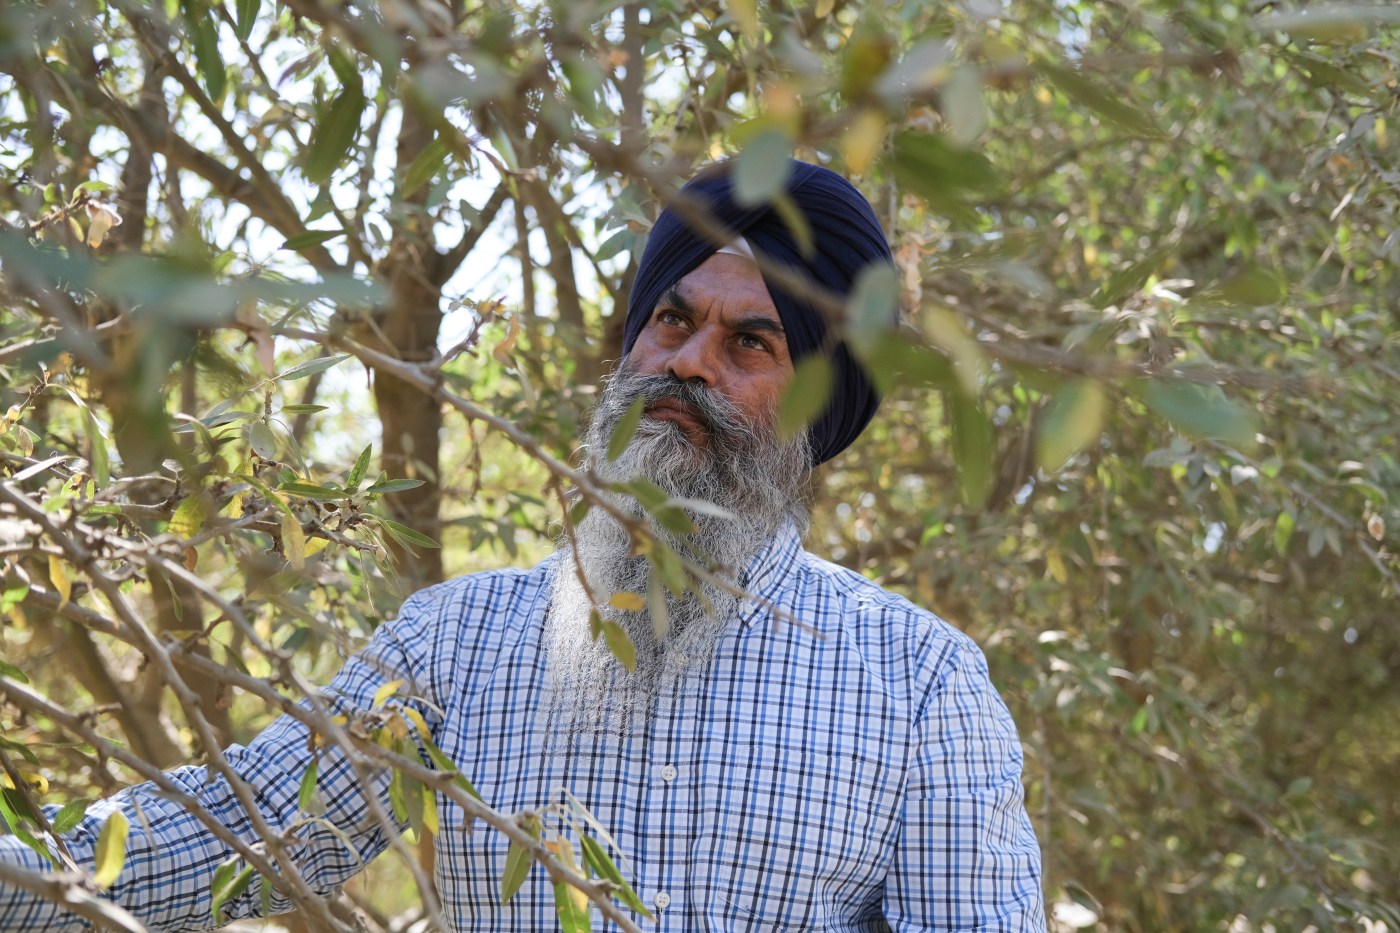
2, 522, 1044, 930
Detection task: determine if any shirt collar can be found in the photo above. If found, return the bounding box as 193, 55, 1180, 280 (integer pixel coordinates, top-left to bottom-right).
735, 519, 803, 629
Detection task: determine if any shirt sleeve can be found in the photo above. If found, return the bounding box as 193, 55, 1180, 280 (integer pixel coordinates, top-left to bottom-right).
883, 635, 1047, 932
0, 588, 450, 932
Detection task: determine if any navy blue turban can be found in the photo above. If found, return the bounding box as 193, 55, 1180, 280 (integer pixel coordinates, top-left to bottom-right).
622, 160, 895, 466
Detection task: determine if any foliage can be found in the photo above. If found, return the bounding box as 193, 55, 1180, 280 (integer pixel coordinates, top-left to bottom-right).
0, 0, 1398, 929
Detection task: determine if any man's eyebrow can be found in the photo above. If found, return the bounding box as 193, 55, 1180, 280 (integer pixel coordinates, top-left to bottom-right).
732, 316, 787, 342
657, 286, 695, 315
657, 286, 787, 342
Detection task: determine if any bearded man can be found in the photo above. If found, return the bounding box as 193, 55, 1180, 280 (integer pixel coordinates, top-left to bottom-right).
0, 162, 1045, 931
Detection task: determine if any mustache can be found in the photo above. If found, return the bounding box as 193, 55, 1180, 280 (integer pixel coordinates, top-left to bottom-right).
604, 370, 760, 442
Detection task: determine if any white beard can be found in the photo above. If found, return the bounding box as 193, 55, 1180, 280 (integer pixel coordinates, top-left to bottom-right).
541, 368, 811, 744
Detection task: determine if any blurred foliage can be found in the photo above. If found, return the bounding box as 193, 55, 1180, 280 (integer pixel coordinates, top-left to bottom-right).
1, 0, 1398, 929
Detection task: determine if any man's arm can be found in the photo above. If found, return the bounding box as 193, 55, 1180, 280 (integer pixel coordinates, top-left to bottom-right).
883, 636, 1047, 931
0, 589, 447, 932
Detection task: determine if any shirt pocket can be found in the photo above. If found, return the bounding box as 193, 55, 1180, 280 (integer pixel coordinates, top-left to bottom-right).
690, 743, 900, 931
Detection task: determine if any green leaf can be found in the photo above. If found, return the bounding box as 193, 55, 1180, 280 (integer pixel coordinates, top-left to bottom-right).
246, 421, 278, 459
777, 355, 832, 441
859, 335, 953, 395
1141, 381, 1258, 447
601, 620, 637, 672
553, 879, 592, 933
388, 769, 407, 823
346, 445, 372, 493
890, 131, 999, 224
1190, 268, 1287, 309
616, 478, 669, 511
0, 789, 50, 864
210, 858, 255, 922
402, 136, 452, 198
234, 0, 260, 41
280, 404, 330, 415
844, 262, 900, 358
304, 82, 366, 184
578, 834, 652, 918
93, 810, 129, 889
733, 128, 793, 207
280, 229, 343, 251
417, 730, 483, 800
277, 481, 344, 501
377, 517, 440, 549
1036, 381, 1107, 471
769, 191, 814, 259
400, 766, 425, 836
594, 229, 633, 262
607, 396, 646, 462
943, 65, 987, 146
0, 659, 29, 684
363, 478, 426, 495
0, 737, 39, 766
502, 841, 533, 904
948, 393, 994, 509
277, 354, 351, 381
1274, 511, 1296, 556
188, 13, 226, 101
297, 759, 321, 814
1094, 245, 1174, 308
1041, 63, 1162, 138
75, 181, 112, 196
51, 798, 91, 834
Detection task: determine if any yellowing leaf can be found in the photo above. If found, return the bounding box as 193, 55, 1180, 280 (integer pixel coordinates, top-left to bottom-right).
401, 705, 432, 743
727, 0, 759, 41
48, 555, 71, 609
306, 536, 329, 556
169, 494, 209, 540
1046, 549, 1069, 584
93, 811, 129, 889
224, 492, 246, 518
841, 109, 887, 176
421, 789, 440, 836
492, 313, 520, 366
280, 513, 306, 571
608, 592, 646, 612
373, 679, 405, 709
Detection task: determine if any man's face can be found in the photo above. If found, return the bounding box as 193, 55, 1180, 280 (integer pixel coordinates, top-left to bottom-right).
625, 253, 794, 446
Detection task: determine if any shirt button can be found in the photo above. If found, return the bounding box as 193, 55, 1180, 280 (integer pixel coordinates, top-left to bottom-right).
654, 891, 671, 910
660, 764, 678, 782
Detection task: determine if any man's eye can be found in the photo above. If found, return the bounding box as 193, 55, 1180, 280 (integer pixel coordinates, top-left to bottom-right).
656, 310, 685, 327
737, 334, 769, 352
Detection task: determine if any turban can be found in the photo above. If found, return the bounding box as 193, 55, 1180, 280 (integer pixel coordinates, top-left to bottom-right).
622, 160, 895, 466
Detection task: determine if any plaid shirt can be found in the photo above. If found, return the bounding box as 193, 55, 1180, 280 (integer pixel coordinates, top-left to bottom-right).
2, 522, 1044, 931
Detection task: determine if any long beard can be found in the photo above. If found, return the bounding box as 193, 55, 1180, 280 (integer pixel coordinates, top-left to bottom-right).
542, 367, 811, 744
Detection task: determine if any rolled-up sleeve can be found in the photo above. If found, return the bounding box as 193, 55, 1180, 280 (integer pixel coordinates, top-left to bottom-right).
0, 588, 448, 932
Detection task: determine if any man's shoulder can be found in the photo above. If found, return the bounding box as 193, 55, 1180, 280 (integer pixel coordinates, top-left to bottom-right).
390, 557, 555, 642
788, 547, 983, 674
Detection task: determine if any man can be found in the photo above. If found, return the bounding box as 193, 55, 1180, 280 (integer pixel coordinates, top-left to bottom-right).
0, 160, 1044, 930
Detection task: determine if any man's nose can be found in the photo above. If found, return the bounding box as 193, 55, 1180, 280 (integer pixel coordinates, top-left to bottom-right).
665, 331, 721, 386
